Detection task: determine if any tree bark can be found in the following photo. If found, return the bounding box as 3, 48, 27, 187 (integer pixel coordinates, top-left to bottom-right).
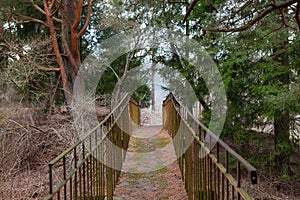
151, 53, 156, 111
61, 0, 77, 104
43, 0, 70, 104
274, 110, 291, 171
274, 29, 292, 173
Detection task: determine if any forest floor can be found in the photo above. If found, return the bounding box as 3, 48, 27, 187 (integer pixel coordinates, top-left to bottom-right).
0, 104, 300, 199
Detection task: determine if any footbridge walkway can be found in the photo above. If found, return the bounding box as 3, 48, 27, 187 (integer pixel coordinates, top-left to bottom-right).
45, 93, 257, 200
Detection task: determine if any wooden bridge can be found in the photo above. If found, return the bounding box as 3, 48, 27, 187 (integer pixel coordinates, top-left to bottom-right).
44, 93, 257, 200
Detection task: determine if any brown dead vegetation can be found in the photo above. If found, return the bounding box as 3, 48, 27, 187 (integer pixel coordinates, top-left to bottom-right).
0, 104, 78, 199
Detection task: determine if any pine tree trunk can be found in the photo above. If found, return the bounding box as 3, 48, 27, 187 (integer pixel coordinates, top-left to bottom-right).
61, 0, 80, 104
63, 1, 75, 84
273, 31, 292, 173
274, 111, 291, 172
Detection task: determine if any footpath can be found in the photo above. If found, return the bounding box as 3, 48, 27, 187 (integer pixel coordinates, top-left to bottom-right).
113, 125, 188, 200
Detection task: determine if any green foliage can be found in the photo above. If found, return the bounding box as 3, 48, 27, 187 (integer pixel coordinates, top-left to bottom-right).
133, 85, 151, 108
281, 170, 292, 181
296, 174, 300, 182
1, 0, 299, 174
0, 1, 62, 107
4, 51, 64, 105
248, 150, 274, 169
187, 1, 300, 175
96, 53, 151, 108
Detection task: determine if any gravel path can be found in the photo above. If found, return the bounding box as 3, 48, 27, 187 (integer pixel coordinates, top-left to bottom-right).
113, 125, 188, 200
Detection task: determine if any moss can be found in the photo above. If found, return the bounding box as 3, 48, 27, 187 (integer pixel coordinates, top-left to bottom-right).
154, 138, 170, 148
159, 196, 170, 200
157, 167, 168, 174
296, 174, 300, 182
159, 178, 168, 189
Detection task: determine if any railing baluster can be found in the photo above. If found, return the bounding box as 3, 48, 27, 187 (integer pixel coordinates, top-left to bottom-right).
78, 165, 82, 200
44, 95, 134, 200
46, 93, 256, 200
74, 147, 77, 200
63, 156, 67, 200
69, 177, 72, 200
161, 93, 257, 200
237, 161, 241, 187
214, 162, 217, 200
222, 173, 225, 200
49, 163, 53, 199
82, 142, 86, 199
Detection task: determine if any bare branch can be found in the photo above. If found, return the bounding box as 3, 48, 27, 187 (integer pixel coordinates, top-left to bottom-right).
210, 0, 218, 13
14, 13, 48, 27
72, 0, 83, 33
236, 0, 253, 16
166, 1, 188, 4
30, 0, 62, 24
43, 0, 68, 93
50, 0, 63, 19
30, 0, 46, 15
83, 0, 96, 7
296, 2, 300, 30
13, 13, 62, 31
78, 0, 93, 38
183, 0, 199, 23
1, 37, 26, 58
202, 0, 298, 33
36, 65, 60, 72
278, 7, 296, 29
256, 24, 284, 41
49, 0, 56, 10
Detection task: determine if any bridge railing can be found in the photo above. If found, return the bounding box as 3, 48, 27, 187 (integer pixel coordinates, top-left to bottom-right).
45, 95, 140, 200
163, 93, 257, 200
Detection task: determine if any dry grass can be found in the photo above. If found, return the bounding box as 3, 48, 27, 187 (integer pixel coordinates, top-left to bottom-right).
0, 104, 78, 199
0, 103, 299, 199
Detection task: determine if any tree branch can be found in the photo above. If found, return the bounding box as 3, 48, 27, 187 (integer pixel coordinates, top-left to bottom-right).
166, 1, 188, 5
78, 0, 93, 38
1, 37, 26, 58
202, 0, 298, 33
61, 36, 77, 70
14, 13, 48, 27
49, 0, 56, 10
183, 0, 199, 23
30, 0, 62, 24
13, 13, 62, 31
36, 65, 60, 71
50, 0, 63, 19
256, 24, 284, 41
43, 0, 68, 95
168, 41, 209, 110
278, 7, 296, 29
236, 0, 253, 16
30, 0, 46, 15
72, 0, 83, 33
296, 2, 300, 30
83, 0, 96, 7
210, 0, 218, 13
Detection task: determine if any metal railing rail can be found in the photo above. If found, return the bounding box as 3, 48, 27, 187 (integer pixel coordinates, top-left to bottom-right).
163, 93, 257, 200
45, 94, 140, 200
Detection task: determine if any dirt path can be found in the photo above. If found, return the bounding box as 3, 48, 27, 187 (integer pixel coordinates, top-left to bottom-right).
113, 125, 188, 200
